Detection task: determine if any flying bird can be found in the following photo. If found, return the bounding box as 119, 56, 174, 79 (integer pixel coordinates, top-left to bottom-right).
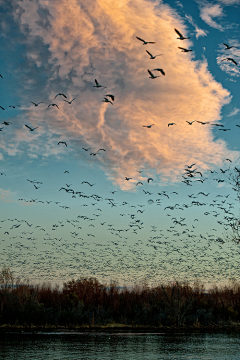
147, 178, 153, 183
146, 50, 162, 59
125, 177, 132, 181
31, 101, 44, 106
58, 141, 67, 146
168, 123, 176, 127
148, 69, 159, 79
221, 58, 238, 65
136, 36, 156, 45
102, 97, 113, 104
186, 120, 196, 125
223, 43, 237, 50
152, 68, 165, 75
48, 103, 59, 109
143, 124, 154, 128
54, 93, 67, 99
196, 121, 209, 125
104, 94, 115, 101
63, 98, 75, 104
25, 125, 38, 131
174, 28, 190, 40
178, 47, 192, 52
93, 79, 106, 88
2, 121, 11, 125
0, 106, 5, 110
82, 148, 90, 151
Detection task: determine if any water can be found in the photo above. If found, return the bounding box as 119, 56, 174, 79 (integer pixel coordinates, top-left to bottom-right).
1, 331, 240, 359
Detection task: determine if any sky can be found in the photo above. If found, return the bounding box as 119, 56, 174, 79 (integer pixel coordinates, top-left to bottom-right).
0, 0, 240, 287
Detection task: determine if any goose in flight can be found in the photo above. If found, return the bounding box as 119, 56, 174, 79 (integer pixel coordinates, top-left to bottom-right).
125, 177, 132, 181
0, 106, 5, 110
63, 98, 75, 104
104, 94, 115, 101
147, 178, 153, 183
48, 103, 59, 109
174, 28, 190, 40
146, 50, 162, 59
102, 97, 113, 104
221, 58, 238, 65
143, 124, 154, 128
93, 79, 106, 88
148, 69, 159, 79
186, 120, 196, 125
31, 101, 43, 106
136, 36, 155, 45
2, 121, 11, 125
178, 47, 192, 52
223, 43, 237, 50
82, 147, 90, 151
168, 123, 176, 127
58, 141, 67, 146
152, 68, 165, 75
54, 93, 67, 99
25, 124, 38, 131
197, 121, 209, 125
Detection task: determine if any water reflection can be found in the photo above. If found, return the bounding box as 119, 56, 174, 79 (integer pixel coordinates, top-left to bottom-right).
1, 331, 240, 360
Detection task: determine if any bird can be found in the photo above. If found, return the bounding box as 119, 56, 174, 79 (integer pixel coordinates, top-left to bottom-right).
146, 50, 162, 59
168, 123, 176, 127
125, 177, 132, 181
196, 121, 209, 125
219, 128, 231, 131
104, 94, 115, 101
81, 181, 95, 186
58, 141, 67, 146
82, 148, 90, 151
97, 149, 106, 152
223, 43, 237, 50
143, 124, 154, 128
147, 178, 153, 183
63, 98, 75, 104
0, 106, 5, 110
2, 122, 11, 125
93, 79, 106, 88
31, 101, 44, 106
186, 120, 196, 125
221, 58, 238, 65
136, 36, 155, 45
174, 28, 190, 40
102, 97, 113, 105
25, 125, 38, 131
54, 93, 67, 99
152, 68, 165, 75
48, 103, 59, 109
136, 182, 143, 186
178, 47, 192, 52
148, 69, 159, 79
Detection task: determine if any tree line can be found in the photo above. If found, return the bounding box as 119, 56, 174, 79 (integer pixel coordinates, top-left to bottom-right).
0, 266, 240, 328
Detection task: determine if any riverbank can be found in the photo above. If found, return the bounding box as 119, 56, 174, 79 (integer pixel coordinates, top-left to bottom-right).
1, 323, 240, 333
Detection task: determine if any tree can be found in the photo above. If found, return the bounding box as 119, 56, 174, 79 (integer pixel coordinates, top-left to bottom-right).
0, 265, 14, 289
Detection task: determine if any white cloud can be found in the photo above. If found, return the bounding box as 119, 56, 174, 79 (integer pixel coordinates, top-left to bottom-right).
3, 0, 238, 189
227, 107, 240, 116
185, 14, 208, 39
199, 4, 224, 30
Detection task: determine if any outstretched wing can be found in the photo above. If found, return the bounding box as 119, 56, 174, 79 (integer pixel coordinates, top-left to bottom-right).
148, 69, 154, 77
174, 28, 183, 37
146, 50, 152, 57
136, 36, 145, 42
95, 79, 99, 86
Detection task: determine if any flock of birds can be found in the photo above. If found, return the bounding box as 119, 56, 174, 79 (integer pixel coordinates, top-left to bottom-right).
0, 27, 240, 286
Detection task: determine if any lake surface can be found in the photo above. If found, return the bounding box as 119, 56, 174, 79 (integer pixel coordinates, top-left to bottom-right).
1, 331, 240, 359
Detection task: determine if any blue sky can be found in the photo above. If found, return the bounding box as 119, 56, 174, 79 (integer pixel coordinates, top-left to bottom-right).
0, 0, 240, 286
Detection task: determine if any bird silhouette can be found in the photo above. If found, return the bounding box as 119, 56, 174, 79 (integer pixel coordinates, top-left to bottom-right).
25, 125, 38, 131
146, 50, 162, 59
136, 36, 155, 45
58, 141, 67, 146
178, 47, 192, 52
93, 79, 106, 88
221, 58, 238, 65
174, 28, 190, 40
148, 69, 159, 79
54, 93, 67, 99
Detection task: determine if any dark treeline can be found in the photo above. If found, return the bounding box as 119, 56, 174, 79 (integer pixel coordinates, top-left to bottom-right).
1, 274, 240, 328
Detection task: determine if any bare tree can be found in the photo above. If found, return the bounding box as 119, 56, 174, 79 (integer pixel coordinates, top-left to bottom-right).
0, 265, 14, 289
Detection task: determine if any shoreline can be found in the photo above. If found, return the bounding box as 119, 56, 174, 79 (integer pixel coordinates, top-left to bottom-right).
1, 324, 240, 333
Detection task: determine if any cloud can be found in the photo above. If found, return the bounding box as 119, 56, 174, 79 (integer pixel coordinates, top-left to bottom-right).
0, 189, 15, 203
227, 107, 240, 117
3, 0, 238, 189
185, 14, 208, 39
199, 4, 224, 30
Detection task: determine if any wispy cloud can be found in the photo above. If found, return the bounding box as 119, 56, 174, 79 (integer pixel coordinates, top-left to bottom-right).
199, 4, 224, 31
185, 14, 208, 39
1, 0, 238, 189
227, 107, 240, 116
